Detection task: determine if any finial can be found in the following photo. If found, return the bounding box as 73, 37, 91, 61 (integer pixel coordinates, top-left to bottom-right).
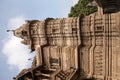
7, 30, 14, 32
7, 30, 15, 35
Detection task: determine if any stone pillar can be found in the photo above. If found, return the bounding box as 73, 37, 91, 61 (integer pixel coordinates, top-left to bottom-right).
98, 6, 103, 15
35, 45, 42, 66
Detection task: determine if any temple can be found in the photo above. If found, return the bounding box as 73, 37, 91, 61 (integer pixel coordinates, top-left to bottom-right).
11, 0, 120, 80
96, 0, 120, 13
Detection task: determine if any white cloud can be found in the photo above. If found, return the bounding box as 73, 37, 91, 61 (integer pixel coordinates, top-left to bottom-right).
8, 16, 25, 28
2, 16, 34, 71
71, 0, 79, 6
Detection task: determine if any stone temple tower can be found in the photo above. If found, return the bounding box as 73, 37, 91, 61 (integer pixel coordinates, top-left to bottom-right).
95, 0, 120, 14
10, 0, 120, 80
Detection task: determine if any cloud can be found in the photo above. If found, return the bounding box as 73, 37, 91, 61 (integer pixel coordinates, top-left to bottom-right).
2, 16, 34, 71
8, 16, 26, 28
71, 0, 79, 6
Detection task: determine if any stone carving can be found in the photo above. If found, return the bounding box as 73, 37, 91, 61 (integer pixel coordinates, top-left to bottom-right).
10, 0, 120, 80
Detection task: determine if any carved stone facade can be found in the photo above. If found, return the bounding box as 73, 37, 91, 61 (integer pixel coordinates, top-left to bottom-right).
11, 0, 120, 80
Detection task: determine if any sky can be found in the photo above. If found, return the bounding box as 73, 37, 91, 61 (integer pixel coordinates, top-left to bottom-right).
0, 0, 78, 80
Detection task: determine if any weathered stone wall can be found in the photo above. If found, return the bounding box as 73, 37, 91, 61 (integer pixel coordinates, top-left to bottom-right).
14, 12, 120, 80
80, 12, 120, 80
12, 1, 120, 79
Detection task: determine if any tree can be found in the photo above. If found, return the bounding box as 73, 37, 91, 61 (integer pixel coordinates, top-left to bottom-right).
68, 0, 97, 17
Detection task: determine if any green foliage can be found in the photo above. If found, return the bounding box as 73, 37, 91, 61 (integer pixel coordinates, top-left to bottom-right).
68, 0, 97, 17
